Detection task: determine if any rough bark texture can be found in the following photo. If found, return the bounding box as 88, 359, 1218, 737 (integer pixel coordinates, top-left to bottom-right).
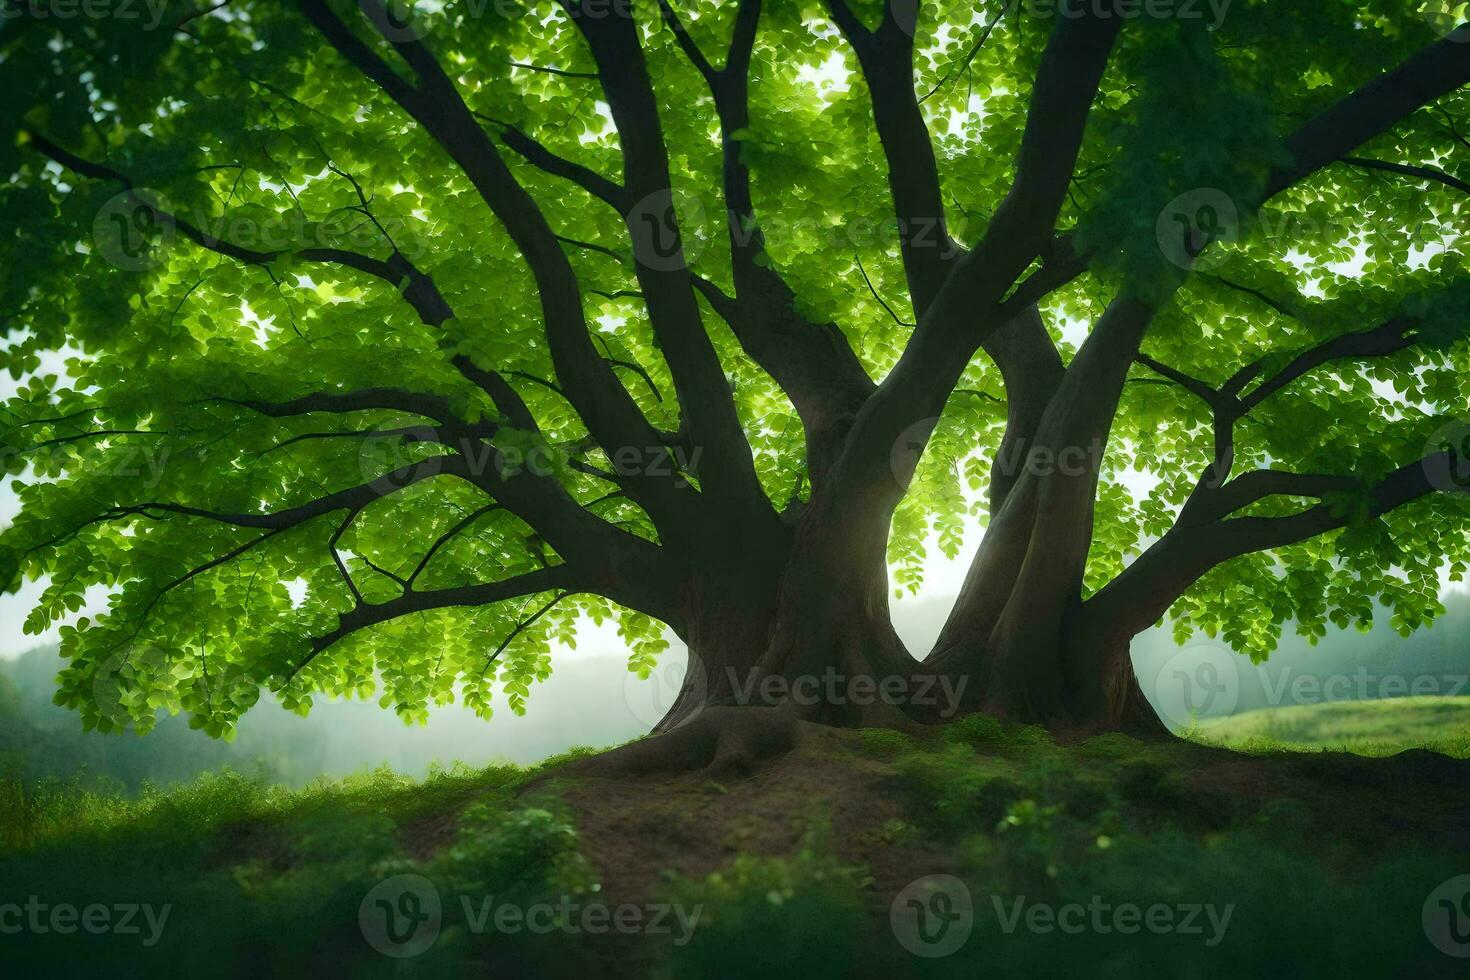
282, 9, 1470, 739
23, 3, 1464, 752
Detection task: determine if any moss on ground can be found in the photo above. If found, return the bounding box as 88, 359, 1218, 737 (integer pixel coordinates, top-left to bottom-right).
3, 717, 1467, 978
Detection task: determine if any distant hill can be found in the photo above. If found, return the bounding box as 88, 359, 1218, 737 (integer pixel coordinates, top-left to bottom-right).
0, 644, 662, 791
1195, 696, 1470, 757
1133, 590, 1470, 727
4, 588, 1469, 789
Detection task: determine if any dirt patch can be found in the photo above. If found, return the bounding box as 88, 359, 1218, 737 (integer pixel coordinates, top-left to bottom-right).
210, 817, 294, 871
555, 720, 950, 909
398, 808, 462, 861
397, 720, 1470, 910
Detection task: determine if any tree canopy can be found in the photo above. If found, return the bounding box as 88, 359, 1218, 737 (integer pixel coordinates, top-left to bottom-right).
1, 0, 1468, 737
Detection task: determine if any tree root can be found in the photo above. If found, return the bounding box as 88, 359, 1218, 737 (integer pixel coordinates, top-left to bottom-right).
571, 707, 802, 779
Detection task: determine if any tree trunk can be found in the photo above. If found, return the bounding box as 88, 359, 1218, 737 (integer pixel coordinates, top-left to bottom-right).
752, 486, 919, 729
654, 482, 1167, 736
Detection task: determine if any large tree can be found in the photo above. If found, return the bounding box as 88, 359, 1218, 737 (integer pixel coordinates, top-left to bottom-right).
1, 0, 1468, 740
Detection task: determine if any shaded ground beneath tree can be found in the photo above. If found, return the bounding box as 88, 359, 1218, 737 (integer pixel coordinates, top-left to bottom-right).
4, 710, 1470, 978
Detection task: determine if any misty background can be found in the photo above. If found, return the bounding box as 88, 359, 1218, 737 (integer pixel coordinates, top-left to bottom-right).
4, 355, 1469, 790
5, 586, 1470, 791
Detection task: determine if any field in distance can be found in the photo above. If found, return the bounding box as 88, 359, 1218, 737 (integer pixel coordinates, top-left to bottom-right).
1192, 696, 1470, 758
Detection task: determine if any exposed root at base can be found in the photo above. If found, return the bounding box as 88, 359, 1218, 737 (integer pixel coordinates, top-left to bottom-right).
570, 707, 802, 779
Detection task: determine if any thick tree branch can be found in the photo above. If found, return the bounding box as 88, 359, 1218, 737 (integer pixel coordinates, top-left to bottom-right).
297, 0, 694, 532
1085, 451, 1452, 640
561, 0, 770, 520
826, 0, 956, 311
23, 126, 456, 327
1341, 155, 1470, 196
490, 119, 628, 210
1134, 354, 1219, 406
658, 0, 877, 487
223, 387, 465, 424
1264, 31, 1470, 200
1236, 316, 1418, 411
826, 0, 1066, 513
295, 564, 579, 673
691, 272, 875, 484
1183, 469, 1361, 526
835, 10, 1120, 505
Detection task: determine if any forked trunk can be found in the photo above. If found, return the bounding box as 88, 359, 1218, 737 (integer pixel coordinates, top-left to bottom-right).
656, 476, 1167, 736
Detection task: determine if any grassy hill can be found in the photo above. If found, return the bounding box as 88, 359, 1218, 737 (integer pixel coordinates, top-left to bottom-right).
1193, 696, 1470, 757
4, 712, 1469, 979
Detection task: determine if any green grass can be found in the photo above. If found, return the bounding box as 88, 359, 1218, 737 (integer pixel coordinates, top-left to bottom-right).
0, 759, 593, 978
2, 714, 1467, 978
1189, 695, 1470, 757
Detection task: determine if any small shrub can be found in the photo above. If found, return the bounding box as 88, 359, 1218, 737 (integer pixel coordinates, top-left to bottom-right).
890, 742, 1026, 837
858, 727, 914, 757
942, 713, 1052, 751
431, 802, 592, 899
660, 842, 867, 980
